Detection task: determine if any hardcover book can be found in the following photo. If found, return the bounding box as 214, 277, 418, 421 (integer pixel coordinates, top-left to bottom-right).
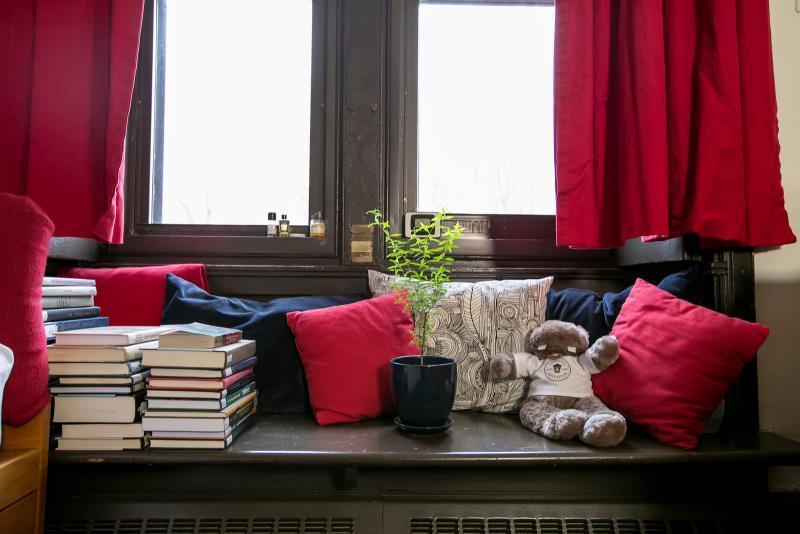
44, 316, 109, 334
57, 371, 150, 386
48, 359, 143, 377
53, 393, 145, 423
158, 323, 243, 349
146, 373, 255, 398
42, 306, 101, 322
50, 382, 146, 395
142, 397, 255, 433
55, 437, 146, 451
148, 356, 257, 379
141, 339, 255, 369
41, 286, 97, 297
48, 341, 156, 363
146, 382, 256, 411
42, 295, 95, 309
43, 277, 96, 287
148, 413, 254, 449
144, 391, 257, 419
55, 325, 175, 346
60, 422, 144, 439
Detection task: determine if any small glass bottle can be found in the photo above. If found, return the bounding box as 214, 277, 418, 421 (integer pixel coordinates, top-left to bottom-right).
279, 214, 290, 238
309, 211, 326, 238
266, 212, 278, 238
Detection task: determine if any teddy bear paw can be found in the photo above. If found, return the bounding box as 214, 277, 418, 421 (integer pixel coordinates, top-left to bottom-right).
579, 413, 626, 448
541, 409, 587, 440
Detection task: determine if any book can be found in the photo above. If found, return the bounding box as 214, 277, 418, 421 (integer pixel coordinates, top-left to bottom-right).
159, 323, 242, 349
148, 357, 257, 379
144, 391, 256, 419
45, 323, 59, 338
142, 339, 255, 370
50, 382, 145, 395
57, 371, 150, 386
42, 306, 101, 322
43, 277, 96, 287
42, 295, 94, 309
147, 382, 256, 411
142, 397, 255, 433
60, 423, 144, 439
146, 373, 255, 398
56, 437, 146, 451
149, 413, 253, 449
47, 341, 156, 363
55, 325, 174, 346
44, 316, 109, 334
53, 394, 145, 423
48, 359, 143, 377
148, 410, 253, 440
41, 286, 97, 297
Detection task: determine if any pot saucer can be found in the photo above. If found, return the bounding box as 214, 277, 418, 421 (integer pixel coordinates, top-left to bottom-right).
393, 416, 453, 435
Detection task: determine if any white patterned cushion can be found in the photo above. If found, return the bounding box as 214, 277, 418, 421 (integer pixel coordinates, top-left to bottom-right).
368, 270, 552, 413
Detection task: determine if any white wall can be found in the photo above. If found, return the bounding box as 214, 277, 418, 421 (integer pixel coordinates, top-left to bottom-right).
755, 0, 800, 490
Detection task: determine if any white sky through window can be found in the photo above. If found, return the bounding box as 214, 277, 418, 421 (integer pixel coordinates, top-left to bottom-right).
417, 3, 555, 215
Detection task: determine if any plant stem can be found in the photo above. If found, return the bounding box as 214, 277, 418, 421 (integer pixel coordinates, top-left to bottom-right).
419, 310, 429, 366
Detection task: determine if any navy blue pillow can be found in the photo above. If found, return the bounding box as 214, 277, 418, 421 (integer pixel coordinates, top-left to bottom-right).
161, 274, 367, 414
546, 265, 703, 343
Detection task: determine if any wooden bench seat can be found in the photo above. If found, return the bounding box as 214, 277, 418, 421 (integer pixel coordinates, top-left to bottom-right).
46, 412, 800, 534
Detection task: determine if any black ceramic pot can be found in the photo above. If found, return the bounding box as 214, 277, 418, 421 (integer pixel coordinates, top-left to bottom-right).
391, 355, 456, 428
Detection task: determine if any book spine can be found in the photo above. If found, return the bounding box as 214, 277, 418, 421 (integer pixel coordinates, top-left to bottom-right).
46, 316, 110, 333
42, 277, 96, 287
42, 295, 94, 309
220, 383, 256, 409
41, 286, 97, 297
42, 306, 101, 322
222, 332, 242, 345
44, 323, 59, 338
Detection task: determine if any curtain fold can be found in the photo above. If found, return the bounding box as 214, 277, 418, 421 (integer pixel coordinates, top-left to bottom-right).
0, 0, 144, 244
554, 0, 795, 249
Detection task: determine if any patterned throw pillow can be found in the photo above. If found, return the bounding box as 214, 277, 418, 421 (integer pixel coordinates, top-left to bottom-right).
368, 270, 553, 413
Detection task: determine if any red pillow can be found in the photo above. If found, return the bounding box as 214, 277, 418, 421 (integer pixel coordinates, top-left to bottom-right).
592, 279, 769, 449
286, 293, 419, 425
60, 264, 209, 326
0, 193, 54, 425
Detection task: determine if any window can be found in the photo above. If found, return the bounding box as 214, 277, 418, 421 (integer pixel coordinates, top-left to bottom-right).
151, 0, 314, 226
398, 0, 556, 217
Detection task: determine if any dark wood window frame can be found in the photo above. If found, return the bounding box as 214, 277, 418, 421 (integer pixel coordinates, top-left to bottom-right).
386, 0, 606, 261
118, 0, 340, 259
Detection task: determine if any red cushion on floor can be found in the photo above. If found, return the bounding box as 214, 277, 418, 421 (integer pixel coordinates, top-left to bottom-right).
60, 264, 209, 326
286, 293, 419, 425
0, 193, 54, 425
592, 279, 769, 449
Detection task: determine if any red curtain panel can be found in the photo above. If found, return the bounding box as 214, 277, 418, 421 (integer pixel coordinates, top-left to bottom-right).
0, 0, 144, 244
554, 0, 796, 249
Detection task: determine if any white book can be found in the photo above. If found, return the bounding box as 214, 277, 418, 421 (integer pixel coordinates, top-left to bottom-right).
55, 326, 175, 346
42, 295, 94, 309
48, 341, 156, 363
142, 340, 255, 369
41, 286, 97, 297
53, 395, 143, 423
56, 437, 145, 451
44, 323, 59, 338
43, 277, 96, 287
48, 360, 143, 377
60, 423, 144, 439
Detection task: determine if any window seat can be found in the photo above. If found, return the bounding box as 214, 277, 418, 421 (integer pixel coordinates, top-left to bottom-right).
46, 413, 800, 533
49, 411, 800, 467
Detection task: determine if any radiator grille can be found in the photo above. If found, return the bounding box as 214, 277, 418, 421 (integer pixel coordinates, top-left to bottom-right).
44, 518, 355, 534
407, 518, 726, 534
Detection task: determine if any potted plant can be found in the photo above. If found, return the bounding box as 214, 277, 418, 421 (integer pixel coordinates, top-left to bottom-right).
368, 209, 463, 433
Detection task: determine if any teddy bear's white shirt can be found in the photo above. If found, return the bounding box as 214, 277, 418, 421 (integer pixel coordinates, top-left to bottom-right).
513, 352, 601, 398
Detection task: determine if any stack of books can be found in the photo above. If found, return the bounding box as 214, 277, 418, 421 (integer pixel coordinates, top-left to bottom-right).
42, 277, 108, 344
142, 324, 258, 450
48, 326, 172, 451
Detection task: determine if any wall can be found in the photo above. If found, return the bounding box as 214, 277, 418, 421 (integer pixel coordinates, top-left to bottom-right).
756, 0, 800, 490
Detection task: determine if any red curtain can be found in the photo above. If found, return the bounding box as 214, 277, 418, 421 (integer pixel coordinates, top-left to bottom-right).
0, 0, 144, 244
554, 0, 796, 249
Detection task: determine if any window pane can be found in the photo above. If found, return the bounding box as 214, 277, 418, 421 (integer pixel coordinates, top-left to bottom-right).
153, 0, 312, 225
417, 2, 555, 215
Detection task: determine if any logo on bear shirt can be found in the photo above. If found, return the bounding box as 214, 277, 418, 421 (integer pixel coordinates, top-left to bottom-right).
544, 358, 571, 382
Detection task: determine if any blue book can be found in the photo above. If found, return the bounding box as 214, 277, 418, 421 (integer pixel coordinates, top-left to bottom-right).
45, 316, 110, 334
42, 306, 101, 322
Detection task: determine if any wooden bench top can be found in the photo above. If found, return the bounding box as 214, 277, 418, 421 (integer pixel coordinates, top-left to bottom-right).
49, 412, 800, 467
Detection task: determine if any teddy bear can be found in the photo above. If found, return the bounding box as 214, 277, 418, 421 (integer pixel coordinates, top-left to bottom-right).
489, 320, 626, 447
